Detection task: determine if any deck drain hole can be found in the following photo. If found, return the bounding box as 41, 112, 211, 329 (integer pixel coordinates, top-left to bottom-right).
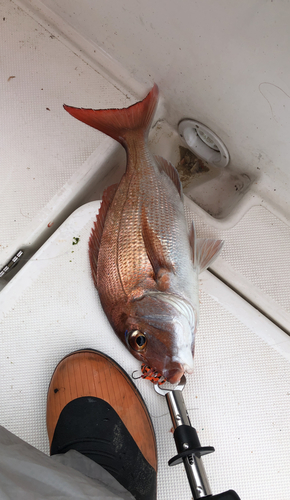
178, 119, 229, 168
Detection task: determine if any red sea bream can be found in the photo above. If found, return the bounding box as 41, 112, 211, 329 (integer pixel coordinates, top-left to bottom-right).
64, 85, 223, 384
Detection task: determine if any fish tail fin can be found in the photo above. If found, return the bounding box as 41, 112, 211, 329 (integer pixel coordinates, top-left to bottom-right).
63, 84, 159, 147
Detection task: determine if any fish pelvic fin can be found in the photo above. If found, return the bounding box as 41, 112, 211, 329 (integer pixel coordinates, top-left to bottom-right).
89, 183, 119, 286
189, 222, 224, 274
63, 84, 159, 148
154, 155, 183, 200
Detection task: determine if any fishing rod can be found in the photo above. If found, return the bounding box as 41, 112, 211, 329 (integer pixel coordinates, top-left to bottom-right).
154, 377, 241, 500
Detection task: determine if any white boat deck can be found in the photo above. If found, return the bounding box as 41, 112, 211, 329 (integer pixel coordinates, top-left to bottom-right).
1, 1, 290, 499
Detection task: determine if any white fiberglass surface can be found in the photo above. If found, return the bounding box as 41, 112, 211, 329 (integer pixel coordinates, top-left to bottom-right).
0, 0, 131, 263
184, 202, 290, 334
0, 1, 290, 499
0, 202, 289, 500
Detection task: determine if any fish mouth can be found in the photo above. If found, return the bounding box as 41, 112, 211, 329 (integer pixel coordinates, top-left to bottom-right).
163, 362, 194, 384
164, 366, 185, 384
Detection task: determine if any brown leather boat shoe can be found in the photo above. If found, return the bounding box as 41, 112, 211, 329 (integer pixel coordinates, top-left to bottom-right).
47, 349, 157, 500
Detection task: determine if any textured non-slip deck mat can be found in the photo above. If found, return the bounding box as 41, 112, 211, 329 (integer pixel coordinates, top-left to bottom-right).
1, 201, 289, 500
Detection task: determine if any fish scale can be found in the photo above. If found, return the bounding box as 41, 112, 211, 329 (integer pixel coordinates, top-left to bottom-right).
64, 84, 223, 383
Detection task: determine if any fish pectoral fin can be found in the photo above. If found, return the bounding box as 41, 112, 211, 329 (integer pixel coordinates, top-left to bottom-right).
189, 222, 197, 263
195, 238, 224, 274
154, 155, 183, 200
89, 183, 119, 285
155, 268, 172, 292
141, 208, 175, 281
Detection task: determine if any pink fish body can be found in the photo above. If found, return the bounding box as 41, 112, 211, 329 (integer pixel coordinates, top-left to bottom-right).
64, 85, 223, 384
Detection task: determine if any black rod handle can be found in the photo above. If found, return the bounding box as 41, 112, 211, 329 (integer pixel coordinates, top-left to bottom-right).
210, 491, 241, 499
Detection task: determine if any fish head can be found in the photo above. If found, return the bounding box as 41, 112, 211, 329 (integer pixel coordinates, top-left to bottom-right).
124, 293, 197, 384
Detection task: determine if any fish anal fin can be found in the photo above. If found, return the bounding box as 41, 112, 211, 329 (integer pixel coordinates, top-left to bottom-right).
89, 183, 118, 285
195, 238, 224, 274
154, 155, 183, 200
141, 208, 174, 281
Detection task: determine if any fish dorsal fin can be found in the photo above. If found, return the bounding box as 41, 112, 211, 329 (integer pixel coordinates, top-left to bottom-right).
194, 237, 224, 273
89, 183, 118, 285
141, 208, 174, 287
154, 155, 183, 200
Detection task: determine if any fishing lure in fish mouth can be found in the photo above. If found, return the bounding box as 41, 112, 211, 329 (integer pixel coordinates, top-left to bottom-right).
64, 84, 223, 384
132, 364, 166, 386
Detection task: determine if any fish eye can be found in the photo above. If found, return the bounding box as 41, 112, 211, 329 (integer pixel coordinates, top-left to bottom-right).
128, 330, 147, 352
